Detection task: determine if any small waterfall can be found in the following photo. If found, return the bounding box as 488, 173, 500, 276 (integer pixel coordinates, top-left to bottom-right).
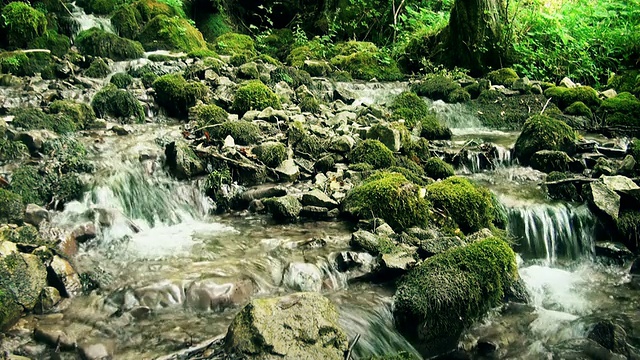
69, 2, 114, 34
428, 100, 483, 130
333, 81, 410, 107
506, 201, 597, 263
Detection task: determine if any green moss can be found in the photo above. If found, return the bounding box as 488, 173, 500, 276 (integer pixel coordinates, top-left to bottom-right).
299, 96, 320, 113
214, 32, 255, 57
424, 157, 455, 180
420, 115, 452, 140
110, 4, 142, 39
403, 137, 431, 165
9, 163, 85, 208
0, 224, 45, 246
447, 88, 471, 103
411, 75, 462, 102
91, 84, 145, 123
49, 100, 96, 129
252, 54, 281, 66
270, 66, 312, 88
0, 138, 29, 162
42, 137, 92, 173
28, 30, 71, 57
84, 58, 111, 78
110, 72, 133, 88
77, 0, 126, 15
76, 27, 144, 61
565, 101, 592, 117
349, 163, 375, 172
513, 115, 577, 164
10, 107, 76, 134
134, 0, 177, 22
190, 103, 228, 129
137, 15, 206, 52
546, 171, 581, 202
0, 189, 25, 224
486, 68, 519, 86
232, 80, 281, 115
386, 161, 427, 186
617, 210, 640, 252
629, 138, 640, 163
287, 40, 331, 67
254, 141, 286, 167
394, 237, 517, 349
256, 28, 294, 61
1, 2, 47, 48
390, 91, 430, 128
152, 73, 208, 119
128, 63, 161, 86
9, 166, 47, 205
426, 176, 495, 234
607, 70, 640, 97
187, 48, 218, 59
543, 86, 601, 109
530, 150, 572, 173
210, 121, 261, 145
198, 13, 231, 42
349, 139, 395, 169
598, 92, 640, 127
343, 172, 431, 230
287, 121, 324, 158
329, 41, 402, 81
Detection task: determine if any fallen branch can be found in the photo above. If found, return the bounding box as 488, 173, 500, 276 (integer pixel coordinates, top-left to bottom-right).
155, 335, 224, 360
20, 49, 52, 54
540, 97, 552, 114
345, 333, 361, 360
543, 177, 596, 186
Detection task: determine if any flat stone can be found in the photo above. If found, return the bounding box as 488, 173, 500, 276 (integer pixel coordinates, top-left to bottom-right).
49, 255, 82, 297
300, 206, 330, 219
586, 180, 621, 220
381, 251, 417, 271
275, 159, 300, 182
600, 175, 640, 192
301, 189, 339, 209
601, 89, 617, 99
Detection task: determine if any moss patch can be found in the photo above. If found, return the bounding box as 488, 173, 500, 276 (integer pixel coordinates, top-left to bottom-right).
152, 73, 209, 119
486, 68, 519, 86
91, 84, 145, 123
424, 157, 455, 180
190, 103, 228, 129
598, 92, 640, 128
214, 32, 256, 57
411, 75, 462, 102
390, 91, 430, 128
232, 80, 281, 115
349, 139, 395, 169
49, 100, 96, 129
1, 2, 47, 48
110, 72, 133, 88
544, 86, 601, 110
137, 15, 206, 52
84, 58, 111, 78
10, 107, 77, 134
420, 115, 452, 140
0, 189, 25, 224
254, 141, 286, 167
210, 121, 261, 145
329, 41, 402, 81
28, 30, 71, 57
514, 115, 576, 164
76, 27, 144, 61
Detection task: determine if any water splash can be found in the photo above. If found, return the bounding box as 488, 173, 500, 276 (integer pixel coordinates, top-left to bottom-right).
428, 100, 483, 129
70, 2, 114, 34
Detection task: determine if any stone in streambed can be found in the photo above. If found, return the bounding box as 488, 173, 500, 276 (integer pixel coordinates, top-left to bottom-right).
263, 195, 302, 222
24, 204, 49, 227
301, 189, 338, 209
185, 279, 254, 312
49, 255, 82, 297
282, 262, 323, 292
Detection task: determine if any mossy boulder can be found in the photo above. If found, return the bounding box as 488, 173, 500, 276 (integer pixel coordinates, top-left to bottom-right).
607, 70, 640, 98
109, 72, 133, 88
299, 96, 320, 113
49, 100, 96, 130
254, 141, 287, 167
76, 0, 126, 15
84, 58, 111, 78
225, 292, 348, 360
135, 0, 178, 22
10, 107, 77, 134
137, 15, 206, 52
329, 41, 402, 81
1, 2, 47, 48
256, 28, 294, 61
486, 68, 519, 86
110, 4, 142, 39
447, 88, 471, 103
28, 30, 71, 57
544, 86, 601, 109
530, 150, 572, 173
514, 115, 576, 164
0, 51, 55, 78
546, 171, 581, 202
165, 140, 205, 179
263, 195, 302, 222
214, 32, 256, 57
42, 137, 92, 174
598, 92, 640, 128
349, 139, 395, 169
424, 157, 455, 180
152, 73, 209, 119
76, 28, 144, 61
286, 40, 330, 67
270, 66, 312, 88
189, 103, 228, 129
393, 237, 517, 354
198, 13, 231, 42
0, 189, 25, 224
420, 115, 452, 140
342, 172, 431, 230
0, 137, 29, 162
390, 91, 430, 128
411, 75, 462, 102
425, 176, 494, 234
8, 165, 83, 208
232, 80, 281, 115
0, 251, 48, 315
210, 121, 261, 145
565, 101, 592, 117
91, 84, 145, 123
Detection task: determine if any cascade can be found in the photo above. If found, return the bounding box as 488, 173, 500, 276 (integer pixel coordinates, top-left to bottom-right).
69, 2, 114, 34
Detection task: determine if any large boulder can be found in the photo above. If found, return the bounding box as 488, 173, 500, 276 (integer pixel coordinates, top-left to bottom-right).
393, 237, 518, 355
225, 292, 348, 359
514, 115, 577, 164
263, 195, 302, 222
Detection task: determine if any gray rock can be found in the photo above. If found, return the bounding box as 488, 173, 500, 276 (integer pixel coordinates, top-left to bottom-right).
560, 77, 577, 88
49, 255, 82, 297
185, 279, 253, 312
375, 223, 395, 237
223, 135, 235, 148
329, 135, 355, 153
235, 185, 287, 209
275, 159, 300, 182
334, 251, 377, 276
327, 111, 357, 128
78, 342, 113, 360
585, 180, 621, 220
282, 262, 323, 292
35, 286, 61, 314
241, 110, 261, 122
618, 155, 636, 175
274, 82, 294, 103
257, 107, 289, 122
587, 319, 630, 357
601, 89, 618, 99
595, 242, 635, 265
367, 123, 401, 152
300, 206, 331, 219
350, 230, 395, 256
264, 195, 302, 222
381, 251, 417, 272
111, 125, 131, 135
512, 76, 531, 92
238, 62, 260, 79
24, 204, 49, 227
225, 292, 348, 360
301, 189, 339, 209
34, 325, 77, 350
165, 141, 205, 179
601, 175, 640, 192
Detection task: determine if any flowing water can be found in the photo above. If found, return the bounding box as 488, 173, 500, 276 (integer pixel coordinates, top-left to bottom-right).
70, 2, 114, 34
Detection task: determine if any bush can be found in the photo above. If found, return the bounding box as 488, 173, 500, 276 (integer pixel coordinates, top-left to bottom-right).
342, 172, 431, 230
137, 15, 206, 52
0, 189, 25, 224
152, 73, 208, 119
544, 86, 601, 110
329, 41, 402, 81
394, 237, 517, 353
349, 139, 395, 169
214, 32, 256, 57
10, 108, 76, 134
76, 27, 144, 61
253, 141, 286, 167
1, 2, 47, 48
390, 91, 430, 128
110, 4, 142, 39
210, 121, 261, 145
426, 176, 494, 234
189, 103, 228, 129
28, 30, 71, 57
486, 68, 519, 86
411, 75, 461, 101
564, 101, 592, 117
513, 115, 577, 164
91, 84, 145, 123
598, 92, 640, 128
424, 157, 454, 180
232, 80, 281, 115
420, 115, 452, 140
84, 58, 111, 78
49, 100, 96, 129
110, 72, 133, 88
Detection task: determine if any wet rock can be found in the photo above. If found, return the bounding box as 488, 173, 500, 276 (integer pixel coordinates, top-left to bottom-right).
0, 252, 47, 311
601, 175, 640, 193
282, 262, 323, 292
49, 255, 82, 297
225, 292, 348, 360
329, 135, 356, 153
185, 279, 253, 312
584, 180, 621, 220
24, 204, 49, 227
78, 342, 113, 360
631, 258, 640, 275
257, 107, 289, 122
598, 146, 628, 158
315, 154, 336, 173
34, 325, 78, 350
618, 155, 636, 175
300, 205, 331, 220
263, 195, 302, 222
248, 199, 265, 213
111, 124, 131, 135
165, 141, 205, 180
350, 230, 391, 255
301, 189, 339, 209
551, 338, 626, 360
275, 159, 300, 182
233, 184, 288, 209
15, 130, 57, 153
595, 242, 635, 265
35, 286, 62, 314
133, 280, 185, 309
71, 222, 97, 243
587, 319, 630, 357
334, 251, 377, 280
503, 278, 530, 304
367, 123, 401, 152
530, 150, 573, 173
381, 251, 417, 273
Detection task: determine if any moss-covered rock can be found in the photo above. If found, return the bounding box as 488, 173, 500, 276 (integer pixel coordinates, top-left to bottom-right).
394, 237, 518, 354
565, 101, 593, 117
10, 107, 76, 134
91, 84, 145, 123
0, 189, 24, 224
254, 141, 287, 167
135, 0, 178, 22
76, 0, 126, 15
49, 100, 96, 130
514, 115, 577, 164
607, 70, 640, 98
210, 120, 261, 145
263, 195, 302, 222
363, 352, 420, 360
617, 210, 640, 252
342, 172, 430, 230
197, 13, 231, 42
232, 80, 281, 115
270, 66, 312, 88
411, 75, 462, 102
189, 103, 228, 129
447, 88, 471, 103
420, 115, 452, 140
109, 72, 133, 88
110, 4, 142, 39
424, 157, 455, 180
349, 139, 395, 169
287, 40, 330, 67
28, 30, 71, 57
137, 15, 206, 52
598, 92, 640, 128
329, 41, 402, 81
1, 2, 47, 48
0, 51, 55, 78
0, 252, 48, 314
390, 91, 430, 128
76, 27, 144, 61
128, 63, 161, 87
0, 137, 29, 162
299, 96, 320, 113
544, 86, 601, 110
42, 137, 92, 174
214, 32, 256, 57
426, 176, 494, 234
9, 163, 83, 208
486, 68, 519, 86
546, 171, 581, 202
256, 28, 294, 61
9, 166, 47, 205
152, 73, 209, 119
165, 140, 204, 179
287, 121, 325, 159
530, 150, 572, 173
84, 58, 111, 78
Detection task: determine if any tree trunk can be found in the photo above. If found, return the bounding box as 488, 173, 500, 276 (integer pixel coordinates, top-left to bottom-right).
445, 0, 509, 75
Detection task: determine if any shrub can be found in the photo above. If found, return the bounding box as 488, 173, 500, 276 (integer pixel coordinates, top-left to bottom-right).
84, 58, 111, 78
189, 103, 228, 129
390, 91, 430, 128
28, 30, 71, 57
420, 115, 452, 140
253, 141, 287, 167
210, 121, 261, 145
1, 2, 47, 48
486, 68, 519, 86
426, 176, 494, 234
152, 73, 208, 119
349, 139, 395, 169
394, 237, 517, 352
232, 80, 281, 115
214, 32, 256, 57
513, 115, 577, 164
411, 75, 461, 101
49, 100, 96, 129
0, 189, 25, 224
110, 72, 133, 88
343, 172, 430, 230
424, 157, 455, 180
270, 66, 312, 88
76, 27, 144, 61
137, 15, 206, 52
91, 84, 145, 123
